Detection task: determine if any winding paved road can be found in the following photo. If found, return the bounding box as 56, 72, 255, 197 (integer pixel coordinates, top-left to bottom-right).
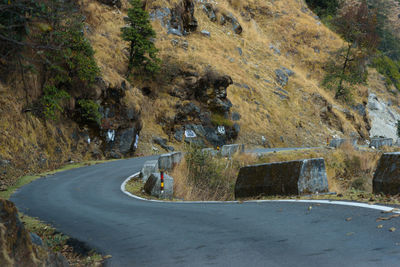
11, 156, 400, 266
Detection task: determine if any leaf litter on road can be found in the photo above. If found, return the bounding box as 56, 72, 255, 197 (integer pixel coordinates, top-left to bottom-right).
376, 214, 400, 222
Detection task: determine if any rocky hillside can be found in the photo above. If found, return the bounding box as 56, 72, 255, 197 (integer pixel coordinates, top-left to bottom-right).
0, 0, 395, 190
79, 0, 374, 153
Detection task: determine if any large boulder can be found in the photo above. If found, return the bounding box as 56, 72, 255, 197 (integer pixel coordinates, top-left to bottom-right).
194, 71, 233, 113
373, 153, 400, 195
235, 158, 328, 198
221, 13, 242, 34
144, 173, 174, 199
141, 160, 159, 182
170, 0, 198, 35
0, 199, 69, 266
370, 138, 393, 149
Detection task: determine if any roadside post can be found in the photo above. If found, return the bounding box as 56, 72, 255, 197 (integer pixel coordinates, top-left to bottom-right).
160, 171, 164, 194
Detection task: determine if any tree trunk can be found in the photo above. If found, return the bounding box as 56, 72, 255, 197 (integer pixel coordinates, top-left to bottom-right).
335, 44, 352, 99
128, 41, 135, 74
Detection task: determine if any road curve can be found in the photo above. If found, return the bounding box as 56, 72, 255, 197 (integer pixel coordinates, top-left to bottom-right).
11, 156, 400, 267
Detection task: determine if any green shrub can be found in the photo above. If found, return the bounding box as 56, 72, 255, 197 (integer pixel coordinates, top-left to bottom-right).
185, 145, 233, 199
77, 99, 101, 124
372, 55, 400, 90
211, 113, 234, 127
40, 85, 70, 120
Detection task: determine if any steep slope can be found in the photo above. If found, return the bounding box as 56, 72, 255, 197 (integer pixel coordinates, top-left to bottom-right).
79, 0, 372, 154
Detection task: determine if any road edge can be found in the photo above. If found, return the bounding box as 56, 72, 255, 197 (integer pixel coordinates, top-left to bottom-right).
120, 173, 400, 213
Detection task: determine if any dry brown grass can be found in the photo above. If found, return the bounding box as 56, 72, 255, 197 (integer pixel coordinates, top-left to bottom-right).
171, 145, 385, 201
75, 0, 377, 153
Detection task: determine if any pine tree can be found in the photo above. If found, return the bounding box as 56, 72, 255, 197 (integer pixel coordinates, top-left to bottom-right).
121, 0, 160, 76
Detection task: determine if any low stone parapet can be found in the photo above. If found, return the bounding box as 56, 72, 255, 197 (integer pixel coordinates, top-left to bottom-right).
158, 152, 183, 171
144, 173, 174, 199
221, 144, 245, 157
140, 160, 159, 182
373, 152, 400, 195
370, 138, 393, 149
329, 138, 356, 148
235, 158, 328, 198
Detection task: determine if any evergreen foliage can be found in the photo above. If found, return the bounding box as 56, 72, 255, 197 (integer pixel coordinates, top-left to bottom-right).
121, 0, 160, 76
373, 55, 400, 90
77, 99, 101, 124
40, 85, 70, 120
305, 0, 340, 17
0, 0, 101, 122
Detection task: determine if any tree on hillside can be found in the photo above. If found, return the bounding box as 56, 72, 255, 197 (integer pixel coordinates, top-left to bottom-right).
305, 0, 341, 18
0, 0, 100, 121
121, 0, 160, 76
323, 0, 379, 99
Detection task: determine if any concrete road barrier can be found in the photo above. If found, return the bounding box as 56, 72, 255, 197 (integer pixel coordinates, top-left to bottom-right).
235, 158, 328, 198
144, 173, 174, 199
370, 138, 393, 149
140, 160, 159, 182
221, 144, 245, 157
329, 138, 356, 148
171, 152, 183, 168
373, 152, 400, 195
158, 152, 183, 171
202, 148, 218, 156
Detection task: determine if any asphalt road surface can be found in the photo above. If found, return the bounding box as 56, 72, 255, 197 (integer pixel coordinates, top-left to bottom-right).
11, 156, 400, 267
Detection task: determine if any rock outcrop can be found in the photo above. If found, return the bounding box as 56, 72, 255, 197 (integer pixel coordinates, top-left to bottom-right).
0, 199, 69, 266
170, 0, 198, 35
235, 158, 328, 198
368, 93, 400, 141
100, 85, 142, 158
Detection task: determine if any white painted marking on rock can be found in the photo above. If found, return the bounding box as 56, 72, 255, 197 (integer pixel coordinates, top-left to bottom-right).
120, 172, 399, 213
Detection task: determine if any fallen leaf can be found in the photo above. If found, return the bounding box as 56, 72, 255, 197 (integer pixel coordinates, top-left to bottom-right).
103, 255, 112, 259
389, 227, 396, 232
346, 232, 355, 236
376, 214, 400, 222
308, 206, 312, 211
377, 224, 383, 229
345, 217, 352, 222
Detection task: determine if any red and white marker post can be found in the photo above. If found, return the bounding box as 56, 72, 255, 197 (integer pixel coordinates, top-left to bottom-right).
160, 171, 164, 193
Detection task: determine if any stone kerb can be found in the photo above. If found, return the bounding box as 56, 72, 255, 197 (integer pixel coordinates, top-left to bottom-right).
140, 160, 159, 182
329, 138, 356, 148
373, 152, 400, 195
370, 138, 393, 149
144, 173, 174, 199
234, 158, 328, 199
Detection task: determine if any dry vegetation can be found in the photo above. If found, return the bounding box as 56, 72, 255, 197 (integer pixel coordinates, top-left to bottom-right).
169, 144, 391, 201
75, 0, 375, 154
